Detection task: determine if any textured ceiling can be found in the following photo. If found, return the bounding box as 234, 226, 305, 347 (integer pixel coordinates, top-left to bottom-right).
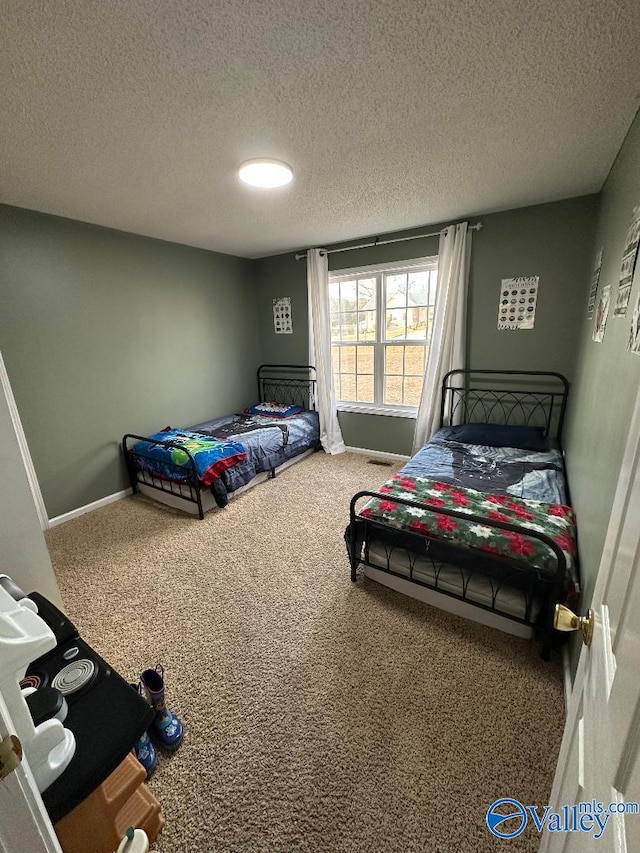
1, 0, 640, 259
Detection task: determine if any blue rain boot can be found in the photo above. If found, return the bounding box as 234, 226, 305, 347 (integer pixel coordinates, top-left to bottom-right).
139, 664, 184, 749
133, 729, 158, 776
130, 684, 157, 775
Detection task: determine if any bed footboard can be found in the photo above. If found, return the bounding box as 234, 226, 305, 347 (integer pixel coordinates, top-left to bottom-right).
347, 491, 569, 659
122, 434, 205, 520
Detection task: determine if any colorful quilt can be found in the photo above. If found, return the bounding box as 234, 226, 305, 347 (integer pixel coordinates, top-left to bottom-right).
133, 429, 246, 487
358, 473, 578, 583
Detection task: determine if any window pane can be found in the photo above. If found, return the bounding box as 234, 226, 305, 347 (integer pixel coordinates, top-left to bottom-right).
384, 375, 403, 405
385, 345, 404, 375
340, 312, 357, 340
340, 345, 355, 373
331, 345, 340, 373
357, 277, 376, 308
357, 311, 376, 340
406, 305, 427, 339
403, 376, 424, 407
407, 271, 428, 305
405, 345, 426, 375
386, 307, 407, 339
386, 273, 407, 307
356, 374, 374, 403
340, 373, 356, 401
340, 280, 357, 309
356, 345, 374, 374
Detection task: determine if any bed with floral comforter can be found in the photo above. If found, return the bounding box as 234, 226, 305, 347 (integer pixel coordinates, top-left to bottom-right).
346, 410, 580, 659
357, 472, 578, 587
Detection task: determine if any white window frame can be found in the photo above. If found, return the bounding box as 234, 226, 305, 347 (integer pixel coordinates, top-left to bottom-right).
330, 255, 438, 418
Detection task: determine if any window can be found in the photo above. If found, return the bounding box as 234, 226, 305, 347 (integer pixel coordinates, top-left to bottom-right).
330, 256, 438, 416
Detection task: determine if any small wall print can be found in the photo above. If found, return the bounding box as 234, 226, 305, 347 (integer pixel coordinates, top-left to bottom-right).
497, 276, 539, 330
273, 297, 293, 334
629, 292, 640, 354
587, 248, 603, 316
593, 284, 611, 343
614, 206, 640, 317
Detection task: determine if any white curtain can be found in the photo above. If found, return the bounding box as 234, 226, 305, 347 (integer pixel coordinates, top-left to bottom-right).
412, 222, 471, 454
307, 248, 345, 455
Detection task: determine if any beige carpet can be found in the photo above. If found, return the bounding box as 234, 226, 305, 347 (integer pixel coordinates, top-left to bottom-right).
46, 451, 565, 852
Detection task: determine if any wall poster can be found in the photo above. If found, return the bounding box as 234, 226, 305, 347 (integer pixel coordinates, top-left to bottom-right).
273, 297, 293, 334
614, 206, 640, 317
587, 248, 603, 316
592, 284, 611, 343
629, 292, 640, 355
497, 276, 539, 330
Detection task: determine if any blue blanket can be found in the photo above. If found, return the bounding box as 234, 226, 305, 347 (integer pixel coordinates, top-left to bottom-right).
401, 428, 567, 504
189, 410, 320, 493
133, 430, 246, 486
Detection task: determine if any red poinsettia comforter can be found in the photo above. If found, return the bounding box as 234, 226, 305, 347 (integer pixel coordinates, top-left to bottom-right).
358, 473, 578, 587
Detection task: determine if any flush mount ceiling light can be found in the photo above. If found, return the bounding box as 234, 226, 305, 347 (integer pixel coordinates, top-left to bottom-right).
238, 159, 294, 188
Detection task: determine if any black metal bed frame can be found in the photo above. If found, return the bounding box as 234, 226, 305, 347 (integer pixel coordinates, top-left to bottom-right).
257, 363, 317, 410
440, 368, 569, 439
122, 364, 317, 519
346, 369, 574, 659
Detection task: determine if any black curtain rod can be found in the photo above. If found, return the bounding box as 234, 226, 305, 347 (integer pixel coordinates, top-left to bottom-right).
294, 221, 483, 260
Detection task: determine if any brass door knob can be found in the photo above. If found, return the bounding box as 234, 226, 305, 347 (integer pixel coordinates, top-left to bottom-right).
554, 604, 594, 646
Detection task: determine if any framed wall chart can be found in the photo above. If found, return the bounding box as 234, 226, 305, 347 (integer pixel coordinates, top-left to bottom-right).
497, 276, 539, 330
273, 297, 293, 334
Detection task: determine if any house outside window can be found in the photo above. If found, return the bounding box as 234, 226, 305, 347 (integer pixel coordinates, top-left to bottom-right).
329, 256, 438, 417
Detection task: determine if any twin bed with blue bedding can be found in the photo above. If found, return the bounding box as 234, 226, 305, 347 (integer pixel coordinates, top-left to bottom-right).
123, 365, 320, 518
189, 409, 320, 497
346, 369, 579, 658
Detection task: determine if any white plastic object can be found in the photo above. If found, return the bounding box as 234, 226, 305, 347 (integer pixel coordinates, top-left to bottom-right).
115, 828, 150, 853
0, 584, 75, 791
0, 574, 37, 612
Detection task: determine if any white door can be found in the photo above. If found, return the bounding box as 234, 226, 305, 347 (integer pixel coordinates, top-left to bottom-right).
540, 384, 640, 851
0, 688, 62, 853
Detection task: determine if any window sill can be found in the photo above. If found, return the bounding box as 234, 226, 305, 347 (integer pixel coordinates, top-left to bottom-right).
337, 403, 417, 419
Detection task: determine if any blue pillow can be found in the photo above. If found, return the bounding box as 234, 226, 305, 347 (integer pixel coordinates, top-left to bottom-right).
246, 402, 303, 418
446, 423, 549, 452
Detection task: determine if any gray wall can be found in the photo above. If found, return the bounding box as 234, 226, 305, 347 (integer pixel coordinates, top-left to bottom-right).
0, 373, 62, 606
255, 196, 598, 454
563, 109, 640, 617
466, 199, 598, 372
0, 205, 260, 518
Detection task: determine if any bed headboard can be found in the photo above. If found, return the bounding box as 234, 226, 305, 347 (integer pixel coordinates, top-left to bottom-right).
440, 369, 570, 440
256, 364, 317, 411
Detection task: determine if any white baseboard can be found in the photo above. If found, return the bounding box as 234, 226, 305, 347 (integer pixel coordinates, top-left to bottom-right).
49, 448, 319, 526
345, 445, 410, 462
48, 488, 133, 528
